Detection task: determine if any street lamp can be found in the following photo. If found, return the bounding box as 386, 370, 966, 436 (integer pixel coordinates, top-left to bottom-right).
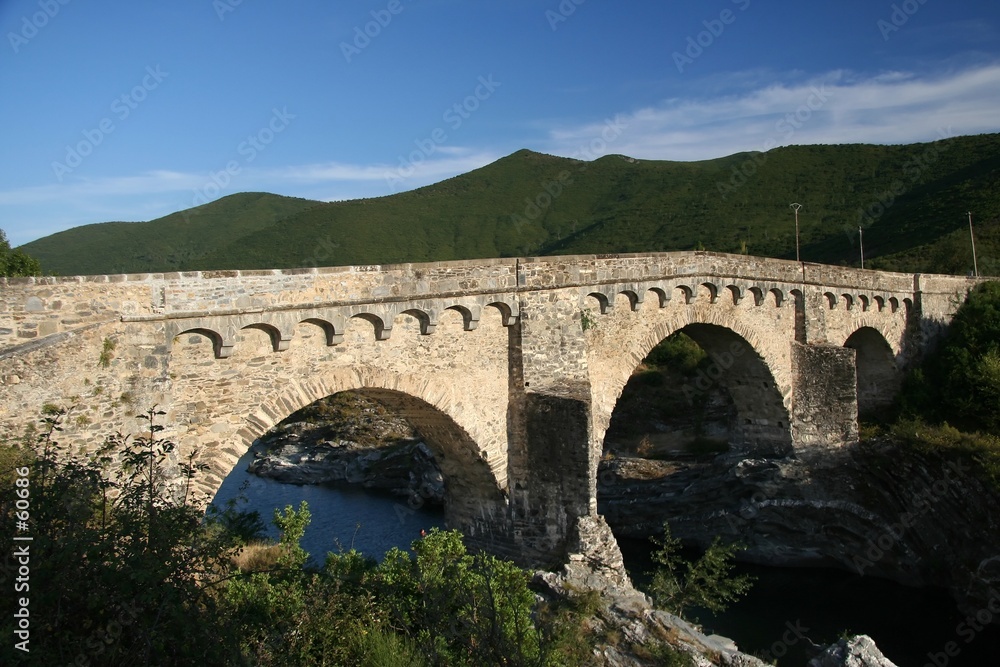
790, 203, 802, 263
969, 212, 979, 277
859, 226, 865, 270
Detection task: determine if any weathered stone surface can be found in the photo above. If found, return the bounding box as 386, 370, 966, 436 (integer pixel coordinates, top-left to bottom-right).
808, 635, 899, 667
532, 564, 895, 666
599, 439, 1000, 622
0, 251, 985, 565
247, 412, 446, 504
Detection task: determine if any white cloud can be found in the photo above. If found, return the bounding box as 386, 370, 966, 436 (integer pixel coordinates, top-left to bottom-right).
543, 63, 1000, 161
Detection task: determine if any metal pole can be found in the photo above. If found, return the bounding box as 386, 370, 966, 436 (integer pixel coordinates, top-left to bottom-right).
969, 212, 979, 277
859, 226, 864, 269
790, 203, 802, 263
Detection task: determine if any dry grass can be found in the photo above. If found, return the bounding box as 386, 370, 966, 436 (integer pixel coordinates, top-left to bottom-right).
230, 540, 286, 572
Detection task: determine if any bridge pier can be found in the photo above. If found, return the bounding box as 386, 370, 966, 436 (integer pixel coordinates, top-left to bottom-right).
790, 342, 859, 453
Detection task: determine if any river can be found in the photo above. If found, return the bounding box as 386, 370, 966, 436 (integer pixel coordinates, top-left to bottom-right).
211, 444, 444, 562
212, 445, 1000, 666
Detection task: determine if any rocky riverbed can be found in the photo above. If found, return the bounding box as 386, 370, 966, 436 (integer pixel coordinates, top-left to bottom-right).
248, 392, 445, 506
598, 440, 1000, 625
247, 389, 998, 662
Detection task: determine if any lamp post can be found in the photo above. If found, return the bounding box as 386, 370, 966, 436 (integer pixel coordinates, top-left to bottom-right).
790, 203, 802, 263
969, 212, 979, 277
859, 226, 865, 270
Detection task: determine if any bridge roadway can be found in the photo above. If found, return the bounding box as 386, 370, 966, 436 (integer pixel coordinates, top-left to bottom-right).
0, 251, 980, 566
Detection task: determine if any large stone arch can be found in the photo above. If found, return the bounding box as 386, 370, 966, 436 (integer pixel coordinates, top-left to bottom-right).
843, 326, 901, 418
195, 366, 508, 534
589, 306, 794, 459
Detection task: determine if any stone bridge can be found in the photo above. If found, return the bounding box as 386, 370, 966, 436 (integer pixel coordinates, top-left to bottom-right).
0, 252, 981, 565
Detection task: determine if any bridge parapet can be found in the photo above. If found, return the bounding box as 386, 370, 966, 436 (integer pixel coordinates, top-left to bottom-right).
0, 251, 990, 569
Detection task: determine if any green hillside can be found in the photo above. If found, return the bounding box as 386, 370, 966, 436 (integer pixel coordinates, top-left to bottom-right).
21, 193, 320, 275
20, 134, 1000, 276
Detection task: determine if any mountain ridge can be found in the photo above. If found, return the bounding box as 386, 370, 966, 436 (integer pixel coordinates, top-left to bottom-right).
20, 135, 1000, 276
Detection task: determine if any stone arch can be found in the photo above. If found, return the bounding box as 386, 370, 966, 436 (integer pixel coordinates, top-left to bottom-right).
699, 282, 719, 304
619, 289, 643, 311
646, 286, 669, 308
174, 327, 230, 359
207, 368, 507, 532
241, 322, 288, 352
298, 317, 343, 346
769, 288, 785, 307
585, 291, 613, 314
674, 285, 694, 304
725, 284, 744, 305
873, 296, 885, 312
445, 304, 481, 331
824, 292, 837, 309
843, 294, 855, 311
350, 312, 391, 341
399, 308, 437, 335
484, 300, 519, 326
748, 286, 765, 306
844, 326, 901, 418
889, 297, 900, 313
858, 295, 870, 312
596, 316, 793, 459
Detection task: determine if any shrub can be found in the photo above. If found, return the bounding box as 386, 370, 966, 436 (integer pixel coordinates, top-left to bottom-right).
901, 281, 1000, 432
646, 522, 755, 620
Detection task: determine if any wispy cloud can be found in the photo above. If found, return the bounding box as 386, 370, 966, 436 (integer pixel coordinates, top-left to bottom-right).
543, 63, 1000, 161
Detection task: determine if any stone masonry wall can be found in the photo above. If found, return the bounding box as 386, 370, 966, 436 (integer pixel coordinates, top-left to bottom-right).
0, 251, 986, 563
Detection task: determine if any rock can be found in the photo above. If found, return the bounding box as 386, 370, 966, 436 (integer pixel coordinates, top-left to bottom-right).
599, 439, 1000, 620
808, 635, 899, 667
247, 393, 446, 504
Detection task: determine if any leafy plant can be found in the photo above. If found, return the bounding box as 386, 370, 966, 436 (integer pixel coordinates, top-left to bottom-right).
99, 336, 116, 368
0, 228, 41, 277
646, 522, 755, 619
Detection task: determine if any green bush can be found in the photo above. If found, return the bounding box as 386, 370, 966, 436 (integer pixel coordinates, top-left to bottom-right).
644, 333, 708, 375
0, 409, 666, 666
902, 281, 1000, 433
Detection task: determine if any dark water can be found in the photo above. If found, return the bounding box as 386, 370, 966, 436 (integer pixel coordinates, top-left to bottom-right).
619, 537, 1000, 666
210, 445, 444, 563
210, 447, 1000, 665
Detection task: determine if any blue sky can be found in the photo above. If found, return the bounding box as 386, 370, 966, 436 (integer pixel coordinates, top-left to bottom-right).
1, 0, 999, 246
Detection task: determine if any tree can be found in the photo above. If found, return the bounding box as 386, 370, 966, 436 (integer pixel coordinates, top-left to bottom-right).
0, 229, 42, 277
646, 522, 755, 619
902, 281, 1000, 432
